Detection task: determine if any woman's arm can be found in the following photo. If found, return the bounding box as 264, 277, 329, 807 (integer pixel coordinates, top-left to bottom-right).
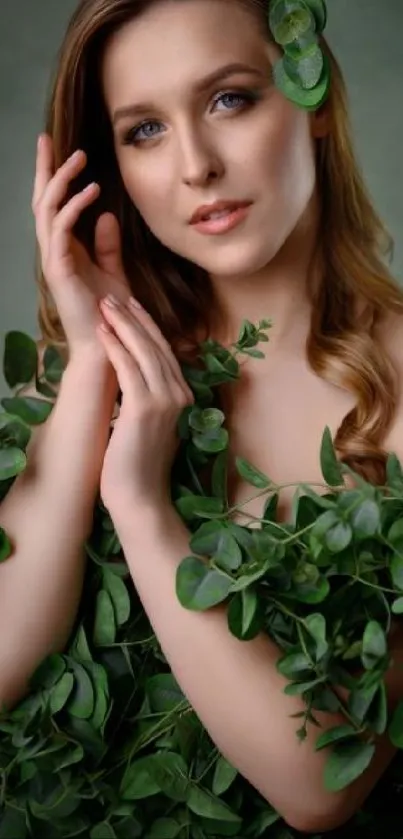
111, 500, 402, 834
0, 348, 117, 710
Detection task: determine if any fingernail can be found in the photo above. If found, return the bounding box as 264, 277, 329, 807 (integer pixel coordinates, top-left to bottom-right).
128, 296, 143, 310
103, 294, 119, 308
71, 149, 83, 162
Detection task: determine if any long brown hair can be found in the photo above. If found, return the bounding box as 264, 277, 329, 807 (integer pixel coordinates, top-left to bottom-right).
36, 0, 403, 484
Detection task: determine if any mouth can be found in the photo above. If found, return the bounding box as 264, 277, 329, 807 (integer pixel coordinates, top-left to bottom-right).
189, 202, 253, 235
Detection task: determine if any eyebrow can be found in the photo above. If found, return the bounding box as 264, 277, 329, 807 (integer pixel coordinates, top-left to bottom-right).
112, 62, 265, 125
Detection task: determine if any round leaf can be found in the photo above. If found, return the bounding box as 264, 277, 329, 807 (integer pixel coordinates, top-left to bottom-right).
176, 556, 232, 610
324, 741, 375, 792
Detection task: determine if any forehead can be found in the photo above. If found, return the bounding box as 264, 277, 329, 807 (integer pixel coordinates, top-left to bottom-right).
101, 0, 277, 107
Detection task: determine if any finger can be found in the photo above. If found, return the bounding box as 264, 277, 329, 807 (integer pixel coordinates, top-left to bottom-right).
48, 182, 100, 272
126, 298, 194, 400
35, 149, 88, 248
32, 134, 54, 212
100, 299, 189, 403
97, 322, 147, 397
94, 213, 124, 276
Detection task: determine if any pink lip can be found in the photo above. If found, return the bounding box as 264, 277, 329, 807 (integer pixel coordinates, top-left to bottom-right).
190, 204, 252, 235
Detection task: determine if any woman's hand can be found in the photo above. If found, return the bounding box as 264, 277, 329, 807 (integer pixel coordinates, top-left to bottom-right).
33, 133, 132, 360
96, 294, 195, 515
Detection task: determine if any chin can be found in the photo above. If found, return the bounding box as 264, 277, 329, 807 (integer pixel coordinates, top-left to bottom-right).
187, 242, 279, 278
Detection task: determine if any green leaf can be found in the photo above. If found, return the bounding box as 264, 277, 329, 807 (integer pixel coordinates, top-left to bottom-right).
0, 527, 12, 562
390, 553, 403, 590
234, 457, 272, 489
305, 613, 328, 661
43, 345, 65, 384
315, 725, 357, 751
386, 452, 403, 490
147, 752, 189, 801
325, 521, 352, 553
148, 819, 182, 838
120, 756, 162, 800
187, 785, 242, 823
93, 589, 117, 645
388, 700, 403, 748
67, 662, 95, 719
269, 0, 315, 46
212, 755, 238, 795
190, 521, 242, 571
277, 651, 313, 679
102, 568, 131, 626
175, 495, 225, 522
90, 823, 117, 839
49, 672, 75, 714
351, 499, 381, 539
146, 673, 186, 713
391, 597, 403, 614
176, 556, 232, 610
320, 427, 343, 486
1, 396, 53, 425
324, 741, 376, 792
0, 446, 26, 480
227, 588, 262, 640
3, 331, 37, 388
361, 621, 387, 670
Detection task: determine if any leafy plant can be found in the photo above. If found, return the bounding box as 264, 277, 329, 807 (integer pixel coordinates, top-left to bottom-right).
1, 321, 403, 838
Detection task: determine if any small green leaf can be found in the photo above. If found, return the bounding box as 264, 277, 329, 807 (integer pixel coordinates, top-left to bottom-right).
235, 457, 272, 489
324, 740, 375, 792
305, 613, 328, 661
390, 554, 403, 590
0, 446, 26, 480
391, 597, 403, 615
90, 823, 117, 839
50, 672, 75, 714
320, 427, 343, 486
121, 756, 162, 800
43, 345, 65, 384
361, 621, 387, 670
148, 819, 182, 839
325, 521, 352, 553
315, 725, 357, 751
176, 556, 232, 610
0, 527, 12, 562
102, 568, 131, 626
187, 785, 242, 822
1, 396, 53, 425
3, 331, 37, 388
351, 499, 381, 539
67, 663, 95, 719
93, 589, 116, 646
212, 755, 238, 795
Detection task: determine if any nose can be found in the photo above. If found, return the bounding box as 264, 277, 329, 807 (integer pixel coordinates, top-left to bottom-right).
178, 124, 224, 187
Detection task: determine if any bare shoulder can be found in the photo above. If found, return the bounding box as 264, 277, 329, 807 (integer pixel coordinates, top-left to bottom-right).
376, 310, 403, 456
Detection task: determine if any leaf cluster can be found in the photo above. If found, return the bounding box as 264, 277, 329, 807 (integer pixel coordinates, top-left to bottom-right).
268, 0, 331, 110
1, 321, 403, 838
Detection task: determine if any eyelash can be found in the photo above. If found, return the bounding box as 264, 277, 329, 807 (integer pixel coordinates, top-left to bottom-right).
122, 89, 260, 146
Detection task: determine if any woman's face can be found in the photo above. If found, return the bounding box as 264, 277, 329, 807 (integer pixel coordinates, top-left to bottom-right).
102, 0, 318, 279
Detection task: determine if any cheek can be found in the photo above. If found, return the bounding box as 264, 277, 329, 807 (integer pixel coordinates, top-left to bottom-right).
254, 102, 316, 205
117, 153, 173, 220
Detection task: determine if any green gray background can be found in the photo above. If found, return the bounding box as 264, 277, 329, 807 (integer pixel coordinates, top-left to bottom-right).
0, 0, 402, 396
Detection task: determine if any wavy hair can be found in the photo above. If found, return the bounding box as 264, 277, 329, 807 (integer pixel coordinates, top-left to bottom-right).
35, 0, 403, 483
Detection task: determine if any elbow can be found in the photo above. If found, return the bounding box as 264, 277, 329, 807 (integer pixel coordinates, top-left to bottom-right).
282, 803, 353, 834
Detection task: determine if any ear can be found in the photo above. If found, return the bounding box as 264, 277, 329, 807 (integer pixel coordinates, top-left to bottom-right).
310, 104, 331, 139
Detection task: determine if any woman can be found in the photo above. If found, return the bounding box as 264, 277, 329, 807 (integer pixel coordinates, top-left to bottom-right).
1, 0, 403, 831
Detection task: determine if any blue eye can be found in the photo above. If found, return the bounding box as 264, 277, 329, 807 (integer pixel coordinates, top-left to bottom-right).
213, 91, 251, 110
126, 121, 162, 143
122, 89, 258, 146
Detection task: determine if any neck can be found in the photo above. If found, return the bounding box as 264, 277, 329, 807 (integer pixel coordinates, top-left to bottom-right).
208, 193, 321, 357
